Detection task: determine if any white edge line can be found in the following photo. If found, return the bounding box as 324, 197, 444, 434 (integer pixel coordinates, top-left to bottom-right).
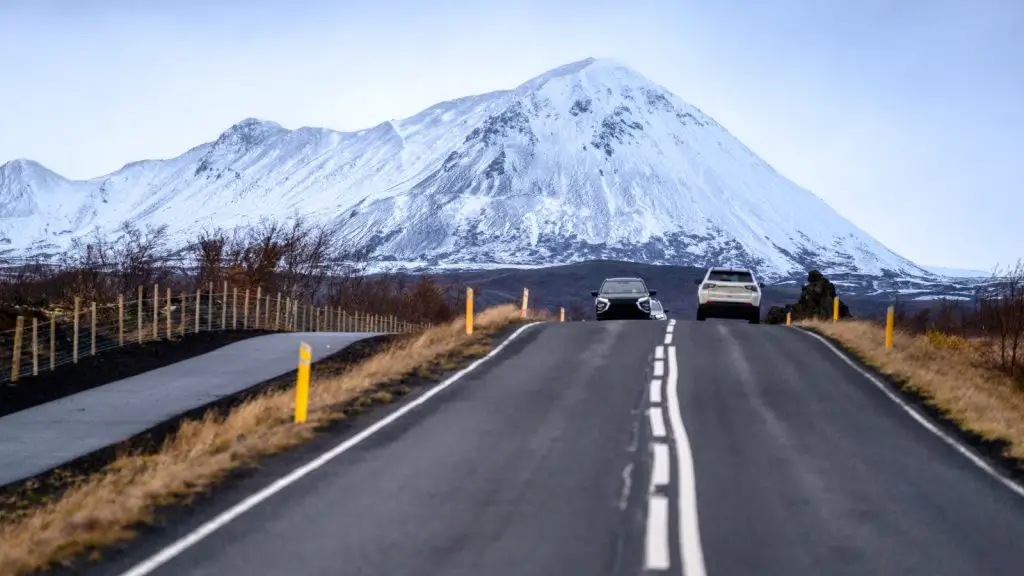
650, 378, 663, 404
664, 333, 673, 345
795, 327, 1024, 500
118, 321, 546, 576
666, 324, 675, 334
644, 494, 671, 570
655, 345, 665, 360
649, 407, 668, 438
666, 345, 708, 576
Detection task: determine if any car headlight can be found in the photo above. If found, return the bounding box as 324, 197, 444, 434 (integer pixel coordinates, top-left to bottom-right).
595, 297, 609, 312
638, 299, 651, 312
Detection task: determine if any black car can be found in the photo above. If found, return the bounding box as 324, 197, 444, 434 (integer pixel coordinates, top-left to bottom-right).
592, 277, 657, 320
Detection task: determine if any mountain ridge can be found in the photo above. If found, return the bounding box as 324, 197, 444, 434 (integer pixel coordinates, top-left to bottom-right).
0, 57, 932, 281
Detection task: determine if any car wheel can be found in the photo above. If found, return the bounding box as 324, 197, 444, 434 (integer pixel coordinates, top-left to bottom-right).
696, 310, 706, 322
749, 312, 760, 325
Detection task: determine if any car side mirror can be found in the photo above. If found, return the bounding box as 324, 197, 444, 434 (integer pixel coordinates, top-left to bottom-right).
758, 282, 765, 288
693, 279, 702, 285
663, 309, 672, 313
591, 290, 599, 297
648, 290, 657, 297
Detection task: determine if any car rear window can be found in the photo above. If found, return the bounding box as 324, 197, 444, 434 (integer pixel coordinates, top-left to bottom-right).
707, 270, 754, 283
601, 279, 647, 294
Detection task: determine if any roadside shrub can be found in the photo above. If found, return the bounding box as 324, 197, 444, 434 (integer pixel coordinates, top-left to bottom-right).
925, 329, 969, 351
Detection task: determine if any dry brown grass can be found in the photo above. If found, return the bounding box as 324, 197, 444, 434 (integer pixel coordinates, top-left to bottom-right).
0, 304, 531, 576
799, 318, 1024, 462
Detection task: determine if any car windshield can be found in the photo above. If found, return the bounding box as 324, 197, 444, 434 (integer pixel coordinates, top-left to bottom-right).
708, 270, 754, 283
650, 301, 663, 312
601, 279, 647, 294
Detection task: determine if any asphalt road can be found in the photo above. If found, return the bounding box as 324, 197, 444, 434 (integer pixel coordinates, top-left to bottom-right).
0, 332, 377, 486
101, 318, 1024, 576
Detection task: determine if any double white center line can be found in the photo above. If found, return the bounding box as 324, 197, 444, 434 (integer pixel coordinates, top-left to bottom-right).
644, 319, 707, 575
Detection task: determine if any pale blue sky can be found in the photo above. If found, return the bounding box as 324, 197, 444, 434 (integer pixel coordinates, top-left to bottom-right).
1, 0, 1020, 271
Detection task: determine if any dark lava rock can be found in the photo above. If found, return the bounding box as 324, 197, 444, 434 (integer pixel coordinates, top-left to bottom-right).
791, 269, 852, 321
764, 304, 791, 325
764, 270, 852, 324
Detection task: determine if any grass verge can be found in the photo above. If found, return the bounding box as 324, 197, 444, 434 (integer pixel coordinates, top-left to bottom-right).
799, 319, 1024, 474
0, 304, 529, 576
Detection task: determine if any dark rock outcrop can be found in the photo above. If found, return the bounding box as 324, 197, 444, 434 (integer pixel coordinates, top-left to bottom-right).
764, 269, 852, 324
764, 304, 791, 325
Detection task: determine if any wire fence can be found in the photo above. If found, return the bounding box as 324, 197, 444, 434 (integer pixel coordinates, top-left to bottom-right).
0, 282, 428, 384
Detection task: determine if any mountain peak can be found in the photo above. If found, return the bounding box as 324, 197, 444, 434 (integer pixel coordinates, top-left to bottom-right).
0, 58, 926, 281
514, 57, 645, 93
0, 158, 63, 182
214, 117, 287, 148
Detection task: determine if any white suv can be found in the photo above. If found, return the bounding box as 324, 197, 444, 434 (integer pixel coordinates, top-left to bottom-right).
694, 267, 764, 324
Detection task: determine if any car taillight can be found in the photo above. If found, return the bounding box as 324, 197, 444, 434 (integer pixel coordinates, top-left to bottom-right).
703, 283, 717, 289
744, 284, 758, 292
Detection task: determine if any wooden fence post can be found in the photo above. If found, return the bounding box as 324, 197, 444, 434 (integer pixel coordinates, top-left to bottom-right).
11, 316, 24, 382
195, 288, 201, 333
275, 293, 282, 330
166, 287, 172, 338
244, 289, 250, 329
342, 310, 347, 332
233, 287, 238, 330
31, 317, 39, 376
49, 313, 55, 371
118, 295, 124, 346
222, 281, 228, 330
90, 301, 97, 356
137, 286, 144, 344
153, 283, 159, 340
255, 287, 262, 329
265, 294, 271, 328
208, 282, 214, 331
73, 297, 81, 363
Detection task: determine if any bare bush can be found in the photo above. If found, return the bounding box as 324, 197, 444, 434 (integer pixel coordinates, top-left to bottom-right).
327, 274, 462, 325
0, 223, 177, 311
186, 216, 356, 302
977, 260, 1024, 379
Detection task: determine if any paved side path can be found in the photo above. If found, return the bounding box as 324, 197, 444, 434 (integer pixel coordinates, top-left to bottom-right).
0, 332, 377, 486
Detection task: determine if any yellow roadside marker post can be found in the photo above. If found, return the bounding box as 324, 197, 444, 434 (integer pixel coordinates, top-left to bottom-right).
560, 307, 565, 322
832, 297, 839, 322
520, 288, 530, 319
466, 288, 474, 335
885, 305, 895, 350
786, 311, 792, 326
294, 342, 312, 423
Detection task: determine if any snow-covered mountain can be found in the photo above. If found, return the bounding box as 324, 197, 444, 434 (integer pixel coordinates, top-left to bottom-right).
0, 57, 933, 281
